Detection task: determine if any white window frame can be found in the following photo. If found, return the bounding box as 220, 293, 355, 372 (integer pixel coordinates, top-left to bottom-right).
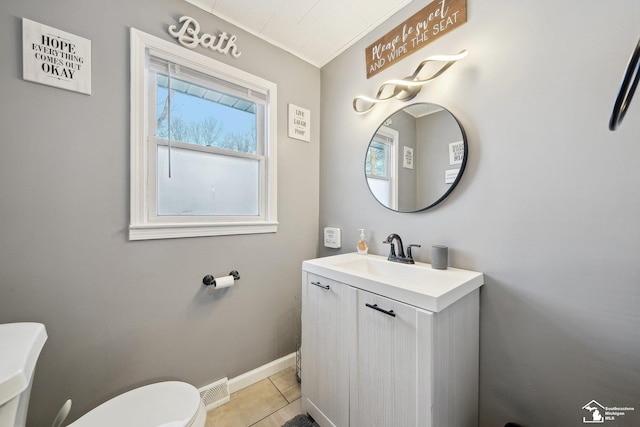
129, 28, 277, 240
366, 125, 398, 210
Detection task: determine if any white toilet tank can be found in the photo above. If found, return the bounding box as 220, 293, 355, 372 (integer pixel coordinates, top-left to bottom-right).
0, 323, 47, 427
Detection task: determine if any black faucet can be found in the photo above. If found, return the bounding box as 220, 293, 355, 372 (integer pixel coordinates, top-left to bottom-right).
382, 234, 421, 264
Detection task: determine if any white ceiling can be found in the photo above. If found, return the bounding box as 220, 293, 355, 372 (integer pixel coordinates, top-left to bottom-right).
184, 0, 414, 67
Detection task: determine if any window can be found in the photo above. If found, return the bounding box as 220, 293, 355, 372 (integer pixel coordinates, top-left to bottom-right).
129, 29, 277, 240
366, 126, 398, 210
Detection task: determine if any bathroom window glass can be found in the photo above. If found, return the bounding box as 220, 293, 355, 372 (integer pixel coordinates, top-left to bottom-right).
366, 140, 390, 178
366, 127, 398, 210
129, 29, 278, 240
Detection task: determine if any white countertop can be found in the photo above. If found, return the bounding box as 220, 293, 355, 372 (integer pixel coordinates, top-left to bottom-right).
303, 253, 484, 312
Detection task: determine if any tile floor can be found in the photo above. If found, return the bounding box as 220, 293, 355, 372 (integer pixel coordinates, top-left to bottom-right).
205, 367, 304, 427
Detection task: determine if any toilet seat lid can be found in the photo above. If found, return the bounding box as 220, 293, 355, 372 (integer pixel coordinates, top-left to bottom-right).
0, 323, 47, 406
68, 381, 201, 427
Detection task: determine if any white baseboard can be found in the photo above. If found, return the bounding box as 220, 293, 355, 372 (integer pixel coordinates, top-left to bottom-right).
228, 352, 296, 394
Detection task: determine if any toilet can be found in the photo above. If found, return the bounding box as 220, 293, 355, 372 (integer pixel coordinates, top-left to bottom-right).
0, 323, 206, 427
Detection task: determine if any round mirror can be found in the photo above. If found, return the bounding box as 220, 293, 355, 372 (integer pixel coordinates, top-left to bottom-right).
365, 103, 467, 212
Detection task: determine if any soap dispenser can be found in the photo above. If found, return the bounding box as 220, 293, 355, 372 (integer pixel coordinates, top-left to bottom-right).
357, 229, 369, 254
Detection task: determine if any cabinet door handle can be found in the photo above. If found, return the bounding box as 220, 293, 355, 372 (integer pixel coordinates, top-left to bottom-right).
365, 303, 396, 317
310, 281, 330, 290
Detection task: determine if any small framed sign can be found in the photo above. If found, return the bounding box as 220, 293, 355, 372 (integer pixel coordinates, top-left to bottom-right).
445, 168, 460, 184
403, 146, 414, 169
449, 141, 464, 165
22, 18, 91, 95
288, 104, 311, 142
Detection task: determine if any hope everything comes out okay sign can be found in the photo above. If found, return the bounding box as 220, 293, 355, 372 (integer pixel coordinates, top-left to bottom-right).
22, 18, 92, 95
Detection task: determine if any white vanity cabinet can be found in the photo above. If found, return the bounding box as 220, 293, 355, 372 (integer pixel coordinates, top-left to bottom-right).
351, 289, 422, 426
301, 274, 353, 427
301, 253, 483, 427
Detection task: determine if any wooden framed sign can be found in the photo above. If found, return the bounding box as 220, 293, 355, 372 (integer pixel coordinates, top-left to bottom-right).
365, 0, 466, 79
22, 18, 91, 95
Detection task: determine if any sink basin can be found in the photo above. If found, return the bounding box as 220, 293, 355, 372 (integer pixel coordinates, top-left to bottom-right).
333, 257, 437, 286
303, 253, 483, 312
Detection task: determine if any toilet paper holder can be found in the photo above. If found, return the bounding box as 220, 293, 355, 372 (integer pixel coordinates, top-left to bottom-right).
202, 270, 240, 287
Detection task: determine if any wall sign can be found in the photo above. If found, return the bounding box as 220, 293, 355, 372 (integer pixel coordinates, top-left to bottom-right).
365, 0, 467, 79
288, 104, 311, 142
403, 146, 414, 169
445, 169, 460, 184
168, 16, 241, 58
449, 140, 464, 165
22, 18, 91, 95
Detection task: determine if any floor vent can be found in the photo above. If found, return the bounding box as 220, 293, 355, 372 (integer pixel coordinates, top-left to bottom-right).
199, 377, 230, 411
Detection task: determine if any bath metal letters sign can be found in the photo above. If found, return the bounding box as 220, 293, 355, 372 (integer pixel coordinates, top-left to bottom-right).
168, 16, 242, 58
22, 18, 91, 95
365, 0, 466, 78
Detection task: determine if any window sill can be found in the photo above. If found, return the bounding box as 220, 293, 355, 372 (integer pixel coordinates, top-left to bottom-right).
129, 221, 278, 241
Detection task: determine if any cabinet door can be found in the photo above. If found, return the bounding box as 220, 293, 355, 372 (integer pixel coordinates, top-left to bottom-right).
352, 290, 420, 427
301, 273, 354, 427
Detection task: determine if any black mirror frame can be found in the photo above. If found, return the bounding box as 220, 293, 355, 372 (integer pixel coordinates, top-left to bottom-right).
365, 103, 468, 213
610, 38, 640, 131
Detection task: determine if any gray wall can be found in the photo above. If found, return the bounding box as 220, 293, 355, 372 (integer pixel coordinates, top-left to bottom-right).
416, 109, 462, 207
392, 110, 418, 211
320, 1, 640, 426
0, 1, 319, 426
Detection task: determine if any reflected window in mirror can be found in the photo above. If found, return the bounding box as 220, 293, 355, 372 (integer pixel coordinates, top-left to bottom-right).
365, 103, 467, 212
366, 126, 398, 210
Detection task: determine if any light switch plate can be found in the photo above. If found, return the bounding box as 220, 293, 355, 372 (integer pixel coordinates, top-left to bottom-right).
324, 227, 341, 248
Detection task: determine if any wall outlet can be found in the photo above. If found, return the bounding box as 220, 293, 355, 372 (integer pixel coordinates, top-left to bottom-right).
324, 227, 341, 248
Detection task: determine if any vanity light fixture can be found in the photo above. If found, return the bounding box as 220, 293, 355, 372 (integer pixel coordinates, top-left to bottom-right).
353, 50, 468, 114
